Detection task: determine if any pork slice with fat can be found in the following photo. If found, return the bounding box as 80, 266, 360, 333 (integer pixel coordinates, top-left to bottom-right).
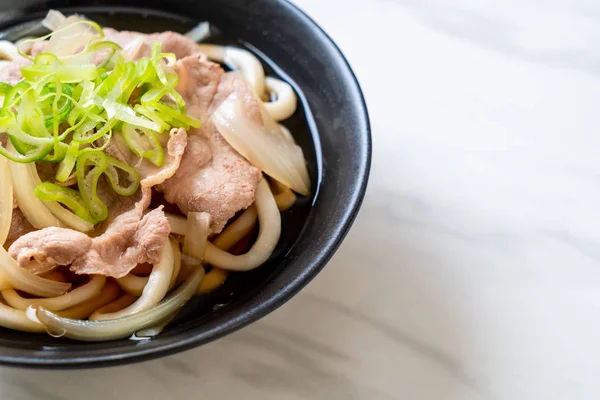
158, 56, 263, 233
8, 129, 188, 278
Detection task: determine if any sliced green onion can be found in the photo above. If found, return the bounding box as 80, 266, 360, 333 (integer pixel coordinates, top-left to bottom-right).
133, 104, 170, 132
55, 141, 80, 182
122, 123, 165, 167
34, 53, 60, 66
76, 150, 109, 222
103, 100, 160, 131
21, 64, 99, 83
0, 124, 54, 163
0, 18, 204, 229
135, 58, 157, 83
150, 42, 168, 87
41, 83, 73, 128
34, 182, 96, 223
41, 142, 68, 162
3, 81, 31, 112
151, 102, 201, 129
104, 156, 140, 196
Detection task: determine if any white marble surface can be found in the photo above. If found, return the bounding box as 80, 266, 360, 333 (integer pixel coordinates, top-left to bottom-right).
2, 0, 600, 398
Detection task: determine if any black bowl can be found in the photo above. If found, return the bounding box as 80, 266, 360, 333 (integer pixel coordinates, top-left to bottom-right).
0, 0, 371, 367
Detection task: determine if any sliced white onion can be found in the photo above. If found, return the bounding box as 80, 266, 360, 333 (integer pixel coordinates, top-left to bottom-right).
185, 22, 211, 43
29, 163, 94, 232
0, 245, 70, 297
8, 156, 63, 230
183, 212, 210, 261
93, 241, 174, 320
2, 275, 105, 311
22, 260, 58, 275
35, 266, 204, 341
0, 41, 20, 61
170, 238, 182, 289
8, 152, 93, 232
44, 13, 97, 57
198, 44, 265, 97
212, 93, 310, 195
41, 10, 67, 31
0, 302, 45, 333
165, 213, 187, 236
278, 124, 296, 144
264, 77, 297, 121
204, 179, 281, 271
0, 157, 13, 246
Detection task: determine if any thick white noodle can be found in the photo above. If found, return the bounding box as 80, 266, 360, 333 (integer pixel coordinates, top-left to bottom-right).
0, 302, 45, 333
204, 179, 281, 271
7, 146, 93, 232
264, 77, 297, 121
2, 275, 105, 311
34, 267, 205, 341
93, 241, 175, 320
0, 157, 13, 246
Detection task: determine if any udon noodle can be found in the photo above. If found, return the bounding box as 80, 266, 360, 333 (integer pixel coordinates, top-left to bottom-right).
0, 10, 310, 340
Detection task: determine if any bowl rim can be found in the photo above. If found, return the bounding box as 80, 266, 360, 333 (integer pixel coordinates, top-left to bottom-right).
0, 0, 372, 368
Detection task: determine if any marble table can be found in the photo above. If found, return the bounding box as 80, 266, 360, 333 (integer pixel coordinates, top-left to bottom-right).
2, 0, 599, 398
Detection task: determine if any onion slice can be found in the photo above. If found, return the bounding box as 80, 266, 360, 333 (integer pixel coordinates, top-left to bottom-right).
0, 41, 20, 61
183, 212, 210, 261
185, 22, 211, 43
41, 10, 68, 31
198, 44, 265, 97
204, 179, 281, 271
0, 245, 70, 297
8, 145, 93, 232
35, 266, 204, 341
44, 14, 99, 57
0, 302, 45, 333
2, 275, 105, 311
165, 213, 187, 236
8, 155, 63, 230
0, 156, 13, 245
93, 240, 174, 320
212, 93, 310, 195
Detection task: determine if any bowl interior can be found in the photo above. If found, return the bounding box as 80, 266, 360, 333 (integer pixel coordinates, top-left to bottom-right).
0, 0, 370, 367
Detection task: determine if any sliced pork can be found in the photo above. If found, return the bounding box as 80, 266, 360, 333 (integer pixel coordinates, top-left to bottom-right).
157, 56, 263, 233
0, 57, 30, 85
8, 129, 188, 278
9, 205, 169, 278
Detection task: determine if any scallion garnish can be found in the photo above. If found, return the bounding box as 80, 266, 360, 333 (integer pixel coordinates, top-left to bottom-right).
0, 20, 201, 225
